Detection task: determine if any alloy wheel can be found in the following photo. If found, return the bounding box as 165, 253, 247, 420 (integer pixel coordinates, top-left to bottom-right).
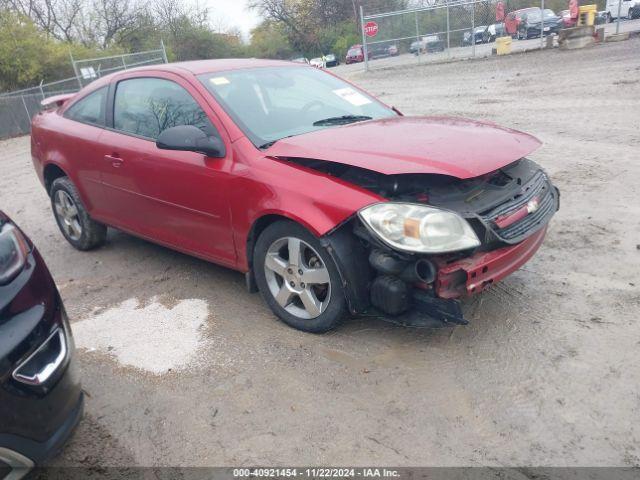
54, 190, 82, 241
263, 237, 331, 319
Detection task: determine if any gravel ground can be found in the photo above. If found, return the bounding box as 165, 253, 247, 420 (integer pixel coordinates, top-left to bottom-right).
1, 38, 639, 468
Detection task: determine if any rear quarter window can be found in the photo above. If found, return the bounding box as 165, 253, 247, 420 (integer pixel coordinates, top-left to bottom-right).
63, 87, 107, 126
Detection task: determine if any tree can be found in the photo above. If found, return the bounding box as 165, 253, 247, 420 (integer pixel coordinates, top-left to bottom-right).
4, 0, 82, 42
249, 21, 294, 58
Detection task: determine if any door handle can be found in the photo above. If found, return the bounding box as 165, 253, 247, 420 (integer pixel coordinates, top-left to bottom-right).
104, 154, 124, 168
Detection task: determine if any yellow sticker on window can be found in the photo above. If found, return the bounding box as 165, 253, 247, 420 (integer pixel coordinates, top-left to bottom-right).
210, 77, 230, 86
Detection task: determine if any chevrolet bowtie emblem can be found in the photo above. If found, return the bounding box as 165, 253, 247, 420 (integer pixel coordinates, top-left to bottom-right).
527, 197, 540, 214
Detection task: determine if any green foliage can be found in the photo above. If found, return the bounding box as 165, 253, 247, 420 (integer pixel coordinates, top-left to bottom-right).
0, 10, 122, 91
171, 26, 244, 61
318, 21, 360, 57
249, 22, 295, 59
0, 10, 48, 90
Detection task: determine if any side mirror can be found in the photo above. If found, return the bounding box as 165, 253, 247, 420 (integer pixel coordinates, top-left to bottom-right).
156, 125, 226, 158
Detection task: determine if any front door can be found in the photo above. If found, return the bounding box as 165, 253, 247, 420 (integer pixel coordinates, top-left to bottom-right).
96, 74, 236, 267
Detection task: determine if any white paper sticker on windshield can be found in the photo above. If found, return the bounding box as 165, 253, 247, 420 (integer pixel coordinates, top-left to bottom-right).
332, 88, 372, 106
210, 77, 230, 86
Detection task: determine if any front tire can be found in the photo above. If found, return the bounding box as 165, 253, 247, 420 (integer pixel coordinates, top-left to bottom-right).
253, 220, 348, 333
50, 177, 107, 251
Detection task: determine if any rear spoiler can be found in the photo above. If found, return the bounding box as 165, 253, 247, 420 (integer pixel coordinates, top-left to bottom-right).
40, 93, 75, 109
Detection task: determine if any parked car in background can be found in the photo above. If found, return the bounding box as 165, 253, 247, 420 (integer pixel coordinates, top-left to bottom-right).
463, 26, 489, 45
30, 59, 559, 333
345, 45, 364, 64
368, 43, 399, 59
310, 57, 325, 68
290, 57, 309, 64
0, 211, 83, 476
410, 36, 445, 54
324, 53, 339, 67
423, 35, 445, 52
505, 7, 540, 36
486, 22, 506, 41
606, 0, 640, 20
517, 9, 563, 39
368, 44, 389, 59
596, 10, 608, 23
409, 39, 423, 54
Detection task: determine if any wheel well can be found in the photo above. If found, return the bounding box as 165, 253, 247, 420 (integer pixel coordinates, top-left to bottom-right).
246, 214, 291, 270
43, 164, 67, 195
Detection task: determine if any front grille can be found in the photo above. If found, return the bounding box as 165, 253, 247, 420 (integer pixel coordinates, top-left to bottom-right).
480, 170, 557, 243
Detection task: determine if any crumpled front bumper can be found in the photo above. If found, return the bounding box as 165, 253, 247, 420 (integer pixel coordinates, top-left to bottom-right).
434, 227, 547, 299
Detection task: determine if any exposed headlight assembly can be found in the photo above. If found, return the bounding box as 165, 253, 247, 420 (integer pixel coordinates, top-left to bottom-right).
0, 223, 30, 285
358, 203, 480, 254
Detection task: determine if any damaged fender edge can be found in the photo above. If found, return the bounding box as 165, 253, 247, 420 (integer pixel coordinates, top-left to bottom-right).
320, 218, 469, 328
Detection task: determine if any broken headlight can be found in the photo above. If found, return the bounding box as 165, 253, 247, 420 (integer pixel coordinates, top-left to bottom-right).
358, 203, 480, 254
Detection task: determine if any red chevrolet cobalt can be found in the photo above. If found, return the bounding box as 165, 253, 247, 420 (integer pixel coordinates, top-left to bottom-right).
30, 59, 559, 332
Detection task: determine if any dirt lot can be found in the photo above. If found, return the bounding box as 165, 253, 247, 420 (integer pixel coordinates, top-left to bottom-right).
1, 39, 639, 468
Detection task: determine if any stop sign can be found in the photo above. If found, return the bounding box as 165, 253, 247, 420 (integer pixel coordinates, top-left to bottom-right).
364, 21, 378, 37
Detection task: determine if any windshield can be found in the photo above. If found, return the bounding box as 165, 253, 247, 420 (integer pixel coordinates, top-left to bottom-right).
199, 66, 395, 148
347, 48, 360, 56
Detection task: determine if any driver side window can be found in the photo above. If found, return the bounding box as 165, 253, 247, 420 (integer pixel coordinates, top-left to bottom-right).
113, 77, 218, 140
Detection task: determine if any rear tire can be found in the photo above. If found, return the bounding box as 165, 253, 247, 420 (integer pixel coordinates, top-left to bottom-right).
253, 220, 348, 333
50, 177, 107, 251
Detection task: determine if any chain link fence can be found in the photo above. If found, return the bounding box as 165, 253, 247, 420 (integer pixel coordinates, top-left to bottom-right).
358, 0, 570, 71
0, 44, 167, 140
352, 0, 628, 70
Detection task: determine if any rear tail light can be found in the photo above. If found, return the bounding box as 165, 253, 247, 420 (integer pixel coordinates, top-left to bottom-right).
0, 223, 29, 285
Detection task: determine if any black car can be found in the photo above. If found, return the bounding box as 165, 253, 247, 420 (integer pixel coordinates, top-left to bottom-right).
463, 26, 489, 45
518, 8, 563, 39
0, 211, 83, 477
368, 43, 398, 59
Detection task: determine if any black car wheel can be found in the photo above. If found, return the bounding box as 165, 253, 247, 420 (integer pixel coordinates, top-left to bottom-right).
254, 220, 348, 333
50, 177, 107, 250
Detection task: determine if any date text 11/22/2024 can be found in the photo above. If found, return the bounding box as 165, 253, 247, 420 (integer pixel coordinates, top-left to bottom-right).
232, 468, 400, 478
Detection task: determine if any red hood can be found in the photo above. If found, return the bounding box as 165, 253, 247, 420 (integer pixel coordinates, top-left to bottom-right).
266, 116, 541, 179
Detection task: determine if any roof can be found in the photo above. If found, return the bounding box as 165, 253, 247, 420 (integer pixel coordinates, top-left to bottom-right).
127, 58, 295, 76
84, 58, 299, 90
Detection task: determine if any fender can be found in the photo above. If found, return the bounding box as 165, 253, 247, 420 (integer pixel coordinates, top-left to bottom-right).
229, 136, 385, 272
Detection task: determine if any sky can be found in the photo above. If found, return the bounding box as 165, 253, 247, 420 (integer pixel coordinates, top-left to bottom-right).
205, 0, 262, 40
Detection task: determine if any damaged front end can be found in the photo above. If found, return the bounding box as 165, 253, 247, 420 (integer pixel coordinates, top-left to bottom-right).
311, 157, 560, 328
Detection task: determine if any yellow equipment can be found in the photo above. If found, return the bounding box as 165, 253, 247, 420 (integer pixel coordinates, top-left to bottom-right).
578, 5, 597, 26
496, 36, 512, 55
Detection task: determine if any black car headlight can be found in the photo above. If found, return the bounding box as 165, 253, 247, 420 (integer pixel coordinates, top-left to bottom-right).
0, 223, 29, 285
358, 203, 480, 254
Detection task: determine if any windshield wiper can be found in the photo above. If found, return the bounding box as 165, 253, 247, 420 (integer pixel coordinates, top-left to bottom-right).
312, 115, 372, 127
259, 140, 278, 149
